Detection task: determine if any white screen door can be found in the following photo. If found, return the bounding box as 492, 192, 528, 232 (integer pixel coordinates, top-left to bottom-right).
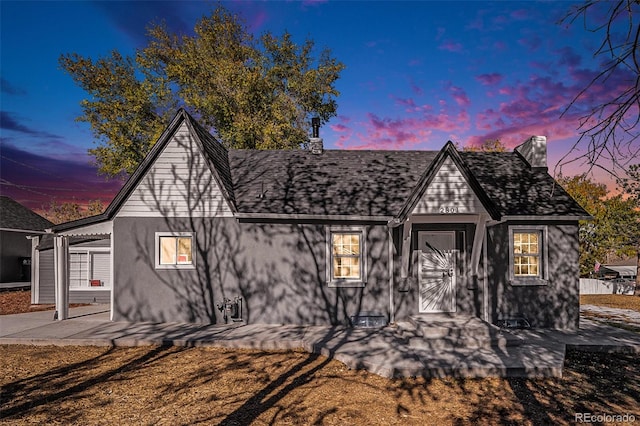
418, 231, 457, 313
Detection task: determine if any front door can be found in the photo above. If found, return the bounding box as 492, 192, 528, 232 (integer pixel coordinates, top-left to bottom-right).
417, 231, 457, 313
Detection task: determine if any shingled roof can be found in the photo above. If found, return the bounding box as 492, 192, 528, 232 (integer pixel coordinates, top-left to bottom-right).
226, 148, 588, 219
52, 109, 590, 232
229, 149, 436, 217
0, 196, 52, 231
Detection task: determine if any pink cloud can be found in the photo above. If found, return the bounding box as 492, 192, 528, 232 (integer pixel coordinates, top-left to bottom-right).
466, 119, 579, 150
408, 78, 424, 96
518, 36, 542, 51
493, 41, 507, 51
466, 62, 636, 153
337, 107, 471, 150
556, 46, 582, 68
393, 96, 422, 113
510, 9, 529, 20
476, 73, 503, 86
438, 40, 463, 53
449, 86, 470, 107
1, 142, 122, 210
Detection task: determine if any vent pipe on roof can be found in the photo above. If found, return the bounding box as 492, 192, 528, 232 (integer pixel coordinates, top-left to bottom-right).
309, 117, 323, 154
515, 135, 547, 170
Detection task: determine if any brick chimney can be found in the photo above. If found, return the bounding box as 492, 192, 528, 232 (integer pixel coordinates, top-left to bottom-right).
309, 117, 323, 154
515, 135, 547, 169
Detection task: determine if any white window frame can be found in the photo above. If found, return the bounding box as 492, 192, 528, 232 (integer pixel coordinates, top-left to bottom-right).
155, 232, 196, 270
326, 226, 367, 288
508, 225, 548, 286
68, 247, 111, 290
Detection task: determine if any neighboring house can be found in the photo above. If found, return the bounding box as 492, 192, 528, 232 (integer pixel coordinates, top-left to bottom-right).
31, 236, 111, 304
0, 196, 52, 285
49, 109, 590, 328
599, 259, 638, 280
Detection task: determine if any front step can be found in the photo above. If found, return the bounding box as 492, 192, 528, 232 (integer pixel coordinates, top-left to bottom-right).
396, 315, 523, 350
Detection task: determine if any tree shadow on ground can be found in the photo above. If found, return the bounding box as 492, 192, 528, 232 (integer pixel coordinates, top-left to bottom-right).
2, 345, 639, 424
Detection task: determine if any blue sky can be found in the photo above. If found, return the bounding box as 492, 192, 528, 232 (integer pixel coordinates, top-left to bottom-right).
0, 1, 629, 209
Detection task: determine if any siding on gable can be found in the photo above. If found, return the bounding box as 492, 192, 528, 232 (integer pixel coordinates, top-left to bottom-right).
117, 122, 233, 218
412, 157, 485, 215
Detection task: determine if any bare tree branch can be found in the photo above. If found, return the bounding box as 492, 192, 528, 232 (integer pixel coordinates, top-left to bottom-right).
556, 0, 640, 179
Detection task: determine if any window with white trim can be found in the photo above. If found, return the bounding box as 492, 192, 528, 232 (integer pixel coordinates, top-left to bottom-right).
155, 232, 195, 269
327, 227, 366, 287
509, 226, 548, 285
69, 248, 111, 289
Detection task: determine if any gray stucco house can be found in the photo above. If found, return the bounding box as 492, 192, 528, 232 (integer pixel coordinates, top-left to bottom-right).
48, 109, 589, 329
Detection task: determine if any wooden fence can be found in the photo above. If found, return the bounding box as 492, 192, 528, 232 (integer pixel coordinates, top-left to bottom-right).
580, 278, 636, 295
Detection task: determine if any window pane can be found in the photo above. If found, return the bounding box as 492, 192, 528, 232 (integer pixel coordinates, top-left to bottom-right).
177, 237, 192, 264
334, 256, 360, 279
514, 255, 539, 276
332, 233, 360, 256
69, 253, 87, 288
331, 232, 363, 281
160, 237, 176, 265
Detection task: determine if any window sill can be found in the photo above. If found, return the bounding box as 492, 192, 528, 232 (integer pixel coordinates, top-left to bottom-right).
328, 280, 366, 288
69, 287, 111, 291
509, 278, 548, 287
155, 264, 196, 270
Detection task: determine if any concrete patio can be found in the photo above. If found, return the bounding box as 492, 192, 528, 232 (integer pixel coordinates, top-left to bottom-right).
1, 305, 639, 379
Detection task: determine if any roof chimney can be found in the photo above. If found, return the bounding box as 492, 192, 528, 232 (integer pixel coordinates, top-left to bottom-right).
309, 117, 323, 154
515, 135, 547, 169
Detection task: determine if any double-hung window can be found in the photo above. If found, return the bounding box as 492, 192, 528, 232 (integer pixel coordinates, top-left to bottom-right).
327, 227, 366, 287
509, 226, 547, 285
155, 232, 195, 269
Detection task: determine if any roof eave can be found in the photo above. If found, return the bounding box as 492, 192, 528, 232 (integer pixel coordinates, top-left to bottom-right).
235, 212, 392, 223
182, 114, 238, 213
500, 214, 593, 221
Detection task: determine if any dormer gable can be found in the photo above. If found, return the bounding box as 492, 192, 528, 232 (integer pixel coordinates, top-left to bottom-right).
393, 142, 500, 222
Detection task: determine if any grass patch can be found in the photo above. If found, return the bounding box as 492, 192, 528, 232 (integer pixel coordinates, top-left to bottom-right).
580, 294, 640, 313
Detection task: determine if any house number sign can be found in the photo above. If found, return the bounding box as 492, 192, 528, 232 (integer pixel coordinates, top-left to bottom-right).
439, 206, 459, 214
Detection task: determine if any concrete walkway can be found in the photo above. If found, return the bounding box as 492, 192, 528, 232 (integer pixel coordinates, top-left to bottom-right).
581, 304, 640, 328
2, 305, 640, 379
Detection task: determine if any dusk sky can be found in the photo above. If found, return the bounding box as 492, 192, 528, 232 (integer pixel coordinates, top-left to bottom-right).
0, 1, 632, 210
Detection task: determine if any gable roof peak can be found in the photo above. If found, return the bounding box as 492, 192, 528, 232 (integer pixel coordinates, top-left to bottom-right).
392, 141, 500, 222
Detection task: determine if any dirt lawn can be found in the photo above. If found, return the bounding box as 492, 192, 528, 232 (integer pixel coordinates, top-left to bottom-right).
1, 345, 639, 426
580, 294, 640, 312
0, 289, 88, 315
2, 291, 639, 424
